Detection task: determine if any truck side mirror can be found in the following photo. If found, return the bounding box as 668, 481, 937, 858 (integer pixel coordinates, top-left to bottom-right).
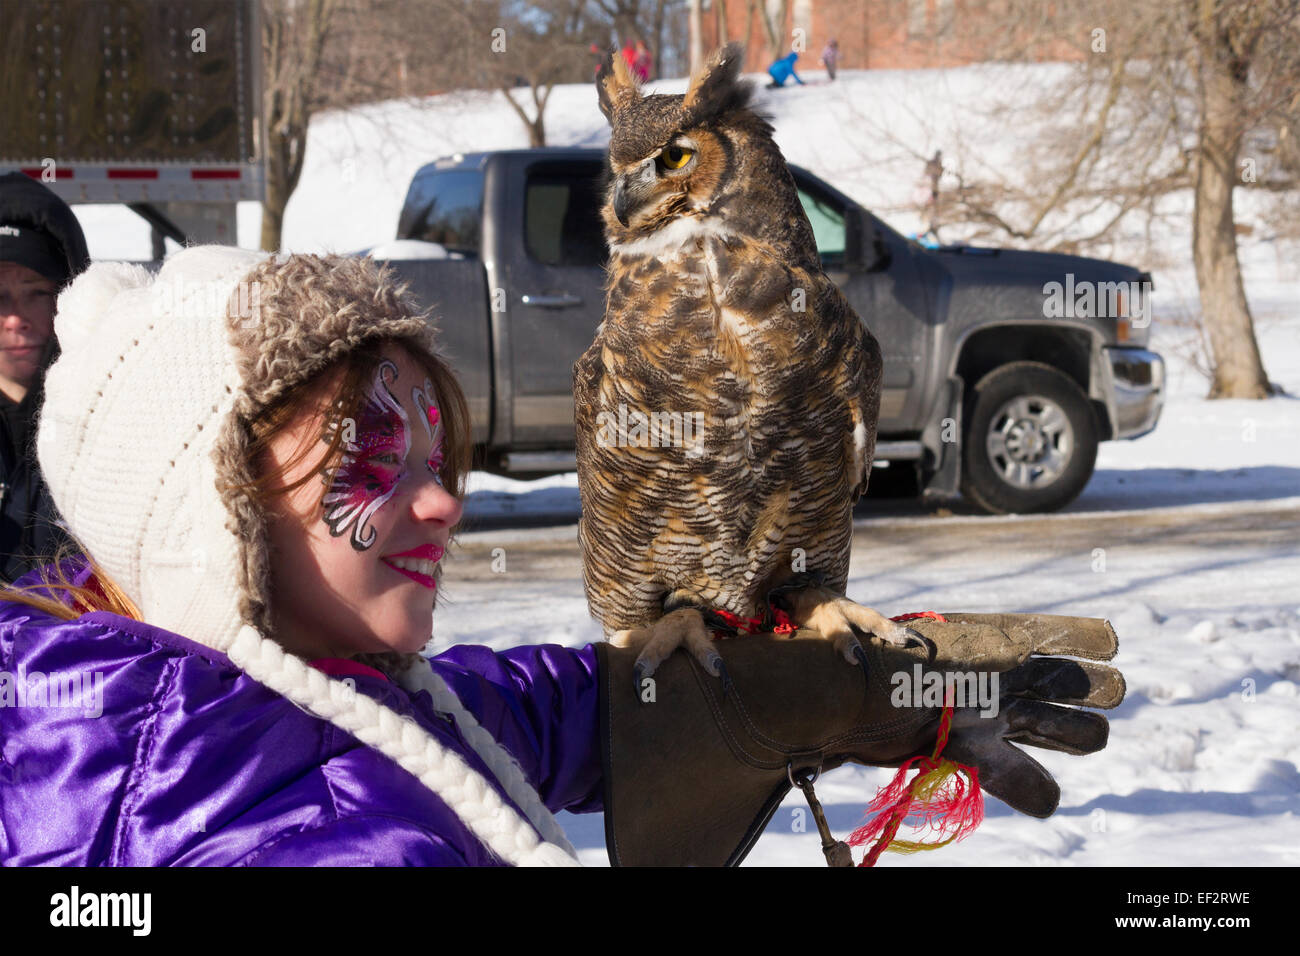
866, 231, 891, 272
847, 211, 890, 272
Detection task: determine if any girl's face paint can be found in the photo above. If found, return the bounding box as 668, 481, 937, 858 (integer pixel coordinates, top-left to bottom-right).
411, 375, 445, 483
263, 348, 464, 661
320, 359, 410, 550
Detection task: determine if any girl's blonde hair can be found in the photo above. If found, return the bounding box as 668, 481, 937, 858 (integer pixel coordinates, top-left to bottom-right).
1, 540, 144, 621
2, 335, 473, 676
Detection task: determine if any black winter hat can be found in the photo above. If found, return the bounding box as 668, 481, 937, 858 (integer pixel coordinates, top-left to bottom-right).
0, 173, 90, 286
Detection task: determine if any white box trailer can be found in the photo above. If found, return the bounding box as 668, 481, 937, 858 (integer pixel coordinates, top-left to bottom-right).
0, 0, 264, 247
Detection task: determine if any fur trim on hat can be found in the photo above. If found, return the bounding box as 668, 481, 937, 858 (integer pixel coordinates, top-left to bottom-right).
212, 254, 438, 643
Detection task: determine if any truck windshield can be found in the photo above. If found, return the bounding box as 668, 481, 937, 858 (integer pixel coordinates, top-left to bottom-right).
398, 169, 484, 254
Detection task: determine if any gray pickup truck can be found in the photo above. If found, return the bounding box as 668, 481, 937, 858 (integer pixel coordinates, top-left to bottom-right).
376, 148, 1164, 513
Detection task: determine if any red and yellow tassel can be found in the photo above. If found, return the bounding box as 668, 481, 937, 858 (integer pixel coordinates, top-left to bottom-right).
848, 612, 985, 866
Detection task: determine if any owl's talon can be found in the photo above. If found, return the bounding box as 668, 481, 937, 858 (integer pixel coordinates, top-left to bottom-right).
786, 587, 925, 681
614, 608, 713, 700
875, 623, 924, 647
868, 625, 937, 668
901, 627, 938, 663
872, 623, 937, 661
852, 643, 872, 692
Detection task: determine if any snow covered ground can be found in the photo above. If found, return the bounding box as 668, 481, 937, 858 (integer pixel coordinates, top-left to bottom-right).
453, 439, 1300, 868
449, 486, 1300, 868
66, 64, 1299, 867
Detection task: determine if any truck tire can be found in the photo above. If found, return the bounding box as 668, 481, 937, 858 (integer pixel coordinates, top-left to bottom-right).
961, 361, 1098, 514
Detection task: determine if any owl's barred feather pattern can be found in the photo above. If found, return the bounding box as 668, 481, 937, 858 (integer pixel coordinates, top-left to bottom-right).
576, 44, 882, 637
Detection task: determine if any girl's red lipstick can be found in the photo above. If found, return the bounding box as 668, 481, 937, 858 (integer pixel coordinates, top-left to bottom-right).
380, 543, 444, 590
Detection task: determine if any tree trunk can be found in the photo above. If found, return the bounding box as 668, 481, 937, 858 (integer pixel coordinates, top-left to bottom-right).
651, 0, 667, 79
259, 0, 333, 252
689, 0, 704, 74
261, 111, 309, 251
260, 166, 287, 251
750, 0, 788, 62
502, 84, 548, 147
1192, 24, 1272, 398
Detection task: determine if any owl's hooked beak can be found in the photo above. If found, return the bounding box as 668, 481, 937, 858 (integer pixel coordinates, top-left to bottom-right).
613, 160, 657, 228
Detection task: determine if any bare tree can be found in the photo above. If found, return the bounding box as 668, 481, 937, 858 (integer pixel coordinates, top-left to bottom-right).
261, 0, 433, 251
591, 0, 690, 77
751, 0, 789, 62
690, 0, 704, 72
259, 0, 516, 250
261, 0, 337, 251
646, 0, 683, 78
593, 0, 644, 42
1185, 0, 1295, 397
462, 0, 603, 147
706, 0, 755, 55
863, 0, 1297, 399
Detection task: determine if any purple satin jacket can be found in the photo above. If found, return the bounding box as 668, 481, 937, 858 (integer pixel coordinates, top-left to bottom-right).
0, 558, 603, 865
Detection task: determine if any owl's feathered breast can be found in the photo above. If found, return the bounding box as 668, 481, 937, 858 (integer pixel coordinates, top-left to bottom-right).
575, 229, 879, 631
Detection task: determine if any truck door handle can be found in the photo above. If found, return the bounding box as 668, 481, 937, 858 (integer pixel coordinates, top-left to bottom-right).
521, 293, 583, 308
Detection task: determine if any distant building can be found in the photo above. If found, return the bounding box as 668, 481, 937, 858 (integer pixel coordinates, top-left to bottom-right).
694, 0, 1082, 73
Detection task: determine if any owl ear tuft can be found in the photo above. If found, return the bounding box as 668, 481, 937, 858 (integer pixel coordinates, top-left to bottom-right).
683, 42, 748, 120
597, 47, 641, 124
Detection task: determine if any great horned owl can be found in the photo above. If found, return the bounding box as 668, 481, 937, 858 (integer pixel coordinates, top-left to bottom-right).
574, 44, 921, 688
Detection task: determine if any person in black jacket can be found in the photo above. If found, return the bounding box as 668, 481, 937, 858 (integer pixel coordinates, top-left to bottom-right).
0, 172, 89, 582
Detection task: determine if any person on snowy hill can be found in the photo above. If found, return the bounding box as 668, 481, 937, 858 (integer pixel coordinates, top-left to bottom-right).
767, 50, 805, 88
0, 247, 1125, 866
633, 39, 653, 82
821, 37, 840, 81
0, 173, 87, 584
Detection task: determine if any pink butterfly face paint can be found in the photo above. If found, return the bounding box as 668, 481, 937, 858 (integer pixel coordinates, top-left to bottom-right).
412, 375, 445, 484
321, 359, 410, 550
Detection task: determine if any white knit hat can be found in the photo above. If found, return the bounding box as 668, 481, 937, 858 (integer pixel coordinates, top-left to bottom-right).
39, 246, 256, 648
37, 245, 577, 866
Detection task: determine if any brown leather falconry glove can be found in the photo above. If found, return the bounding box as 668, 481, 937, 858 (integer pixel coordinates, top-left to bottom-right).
594, 612, 1125, 866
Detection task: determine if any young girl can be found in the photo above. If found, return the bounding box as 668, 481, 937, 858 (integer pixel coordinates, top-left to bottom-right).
0, 247, 594, 865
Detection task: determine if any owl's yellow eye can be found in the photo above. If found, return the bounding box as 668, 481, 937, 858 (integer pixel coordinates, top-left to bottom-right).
660, 145, 694, 170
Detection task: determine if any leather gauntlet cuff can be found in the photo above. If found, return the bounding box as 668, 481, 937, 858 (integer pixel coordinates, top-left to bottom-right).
595, 613, 1124, 867
595, 631, 936, 866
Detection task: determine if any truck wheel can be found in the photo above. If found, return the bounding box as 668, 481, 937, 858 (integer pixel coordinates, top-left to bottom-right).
961, 362, 1098, 514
